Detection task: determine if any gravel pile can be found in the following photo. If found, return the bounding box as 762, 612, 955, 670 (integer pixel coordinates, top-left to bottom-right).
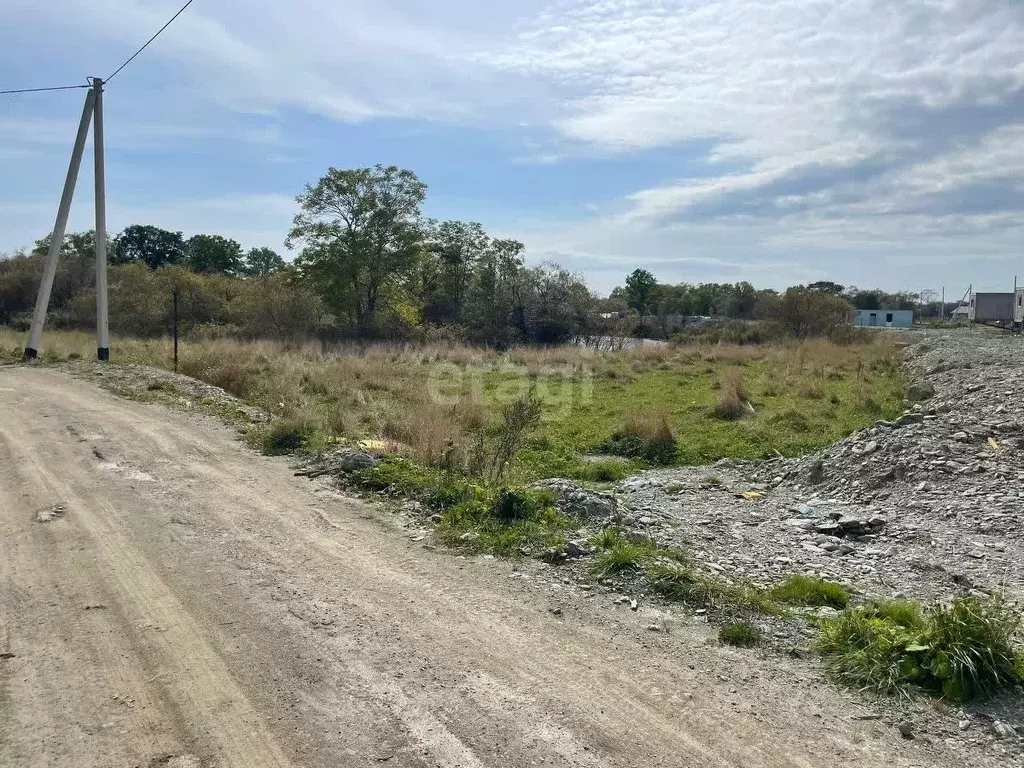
603, 328, 1024, 603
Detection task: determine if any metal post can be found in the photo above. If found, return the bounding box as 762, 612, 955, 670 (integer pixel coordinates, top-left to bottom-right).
24, 89, 96, 359
93, 77, 109, 361
172, 288, 179, 372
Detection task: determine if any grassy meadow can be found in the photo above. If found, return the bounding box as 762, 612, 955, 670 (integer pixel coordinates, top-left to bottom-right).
1, 327, 906, 483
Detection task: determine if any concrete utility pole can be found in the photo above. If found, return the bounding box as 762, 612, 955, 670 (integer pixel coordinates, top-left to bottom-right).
93, 77, 109, 361
23, 77, 110, 361
24, 88, 96, 359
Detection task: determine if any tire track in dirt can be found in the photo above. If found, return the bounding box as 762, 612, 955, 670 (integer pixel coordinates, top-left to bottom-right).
0, 366, 954, 768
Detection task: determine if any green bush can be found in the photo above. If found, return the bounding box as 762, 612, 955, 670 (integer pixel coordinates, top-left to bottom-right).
589, 536, 661, 576
491, 488, 545, 522
261, 416, 313, 455
578, 460, 632, 483
719, 621, 763, 647
439, 491, 569, 557
771, 575, 850, 609
596, 412, 677, 465
816, 597, 1024, 701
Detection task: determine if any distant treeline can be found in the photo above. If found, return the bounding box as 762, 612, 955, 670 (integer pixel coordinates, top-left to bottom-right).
0, 165, 929, 345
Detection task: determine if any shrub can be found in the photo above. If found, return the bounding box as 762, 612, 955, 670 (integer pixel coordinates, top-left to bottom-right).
720, 621, 763, 647
816, 597, 1024, 701
712, 371, 748, 420
487, 387, 544, 482
491, 488, 531, 522
439, 491, 569, 558
582, 460, 631, 482
596, 411, 678, 465
590, 537, 660, 576
261, 416, 313, 455
771, 575, 850, 609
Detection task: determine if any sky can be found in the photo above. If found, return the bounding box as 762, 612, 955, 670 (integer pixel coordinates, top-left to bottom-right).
1, 0, 1022, 297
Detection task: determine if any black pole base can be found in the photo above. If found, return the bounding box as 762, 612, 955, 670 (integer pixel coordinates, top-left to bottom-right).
97, 348, 109, 361
24, 348, 38, 360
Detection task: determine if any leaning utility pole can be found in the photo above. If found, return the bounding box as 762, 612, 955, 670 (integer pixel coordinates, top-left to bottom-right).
24, 77, 109, 361
24, 88, 96, 359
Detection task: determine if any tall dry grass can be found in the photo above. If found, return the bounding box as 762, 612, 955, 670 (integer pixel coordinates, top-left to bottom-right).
1, 326, 904, 470
712, 369, 749, 420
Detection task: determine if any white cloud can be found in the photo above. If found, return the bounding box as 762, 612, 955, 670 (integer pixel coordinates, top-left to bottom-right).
3, 0, 1024, 293
476, 0, 1024, 291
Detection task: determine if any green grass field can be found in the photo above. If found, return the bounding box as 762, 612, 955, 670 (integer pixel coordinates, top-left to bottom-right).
1, 328, 906, 482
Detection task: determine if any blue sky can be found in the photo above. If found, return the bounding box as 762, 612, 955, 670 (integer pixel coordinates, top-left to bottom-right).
2, 0, 1023, 296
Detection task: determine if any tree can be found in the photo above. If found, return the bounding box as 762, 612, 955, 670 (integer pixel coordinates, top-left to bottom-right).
113, 225, 186, 269
463, 237, 527, 346
523, 264, 595, 344
287, 165, 427, 334
721, 281, 759, 319
623, 269, 658, 315
807, 280, 845, 295
29, 230, 106, 313
421, 219, 490, 325
774, 287, 852, 338
243, 247, 285, 278
187, 234, 244, 275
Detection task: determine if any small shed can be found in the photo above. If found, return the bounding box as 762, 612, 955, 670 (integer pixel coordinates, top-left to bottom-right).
967, 292, 1014, 323
853, 309, 913, 328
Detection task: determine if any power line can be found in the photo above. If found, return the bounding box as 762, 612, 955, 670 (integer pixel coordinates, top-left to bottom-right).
0, 84, 90, 95
106, 0, 197, 82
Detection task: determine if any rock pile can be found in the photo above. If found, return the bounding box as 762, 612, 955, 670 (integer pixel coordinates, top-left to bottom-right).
296, 448, 380, 478
527, 478, 618, 520
556, 329, 1024, 605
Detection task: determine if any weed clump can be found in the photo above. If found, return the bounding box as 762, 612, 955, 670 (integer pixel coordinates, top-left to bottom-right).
589, 532, 661, 577
771, 575, 850, 609
596, 412, 678, 465
816, 596, 1024, 701
645, 561, 784, 616
579, 460, 632, 483
711, 370, 748, 420
439, 489, 569, 557
260, 416, 313, 455
719, 621, 763, 647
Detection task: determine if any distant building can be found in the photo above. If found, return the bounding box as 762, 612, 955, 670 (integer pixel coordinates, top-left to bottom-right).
967, 289, 1024, 325
853, 309, 914, 328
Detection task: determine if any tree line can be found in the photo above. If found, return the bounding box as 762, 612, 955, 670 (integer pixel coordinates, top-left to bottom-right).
1, 164, 927, 346
0, 166, 595, 344
604, 270, 931, 339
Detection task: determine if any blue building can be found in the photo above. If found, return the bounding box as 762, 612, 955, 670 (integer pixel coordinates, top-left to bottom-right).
853, 309, 914, 328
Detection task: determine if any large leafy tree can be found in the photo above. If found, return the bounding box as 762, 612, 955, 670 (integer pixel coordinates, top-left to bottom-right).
113, 225, 186, 269
463, 237, 527, 346
243, 246, 286, 278
187, 234, 244, 275
421, 219, 490, 325
623, 268, 658, 315
807, 280, 845, 295
287, 165, 427, 333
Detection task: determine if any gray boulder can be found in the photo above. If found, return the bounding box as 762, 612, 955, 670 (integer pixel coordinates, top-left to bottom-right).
906, 382, 936, 402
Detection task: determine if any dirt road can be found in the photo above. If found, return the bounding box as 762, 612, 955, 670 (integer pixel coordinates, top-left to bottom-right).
0, 366, 952, 767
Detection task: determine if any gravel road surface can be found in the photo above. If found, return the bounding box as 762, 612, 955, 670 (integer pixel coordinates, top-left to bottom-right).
0, 366, 973, 767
